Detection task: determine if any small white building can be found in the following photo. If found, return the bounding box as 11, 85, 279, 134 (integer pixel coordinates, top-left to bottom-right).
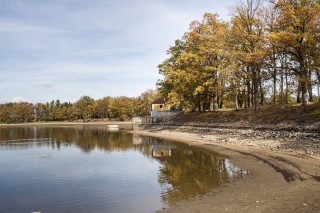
151, 98, 169, 117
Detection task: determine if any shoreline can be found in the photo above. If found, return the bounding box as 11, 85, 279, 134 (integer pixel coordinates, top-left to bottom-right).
0, 121, 133, 129
138, 124, 320, 157
1, 122, 319, 212
132, 127, 320, 212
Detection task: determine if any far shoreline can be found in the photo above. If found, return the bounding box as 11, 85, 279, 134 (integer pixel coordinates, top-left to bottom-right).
0, 121, 133, 128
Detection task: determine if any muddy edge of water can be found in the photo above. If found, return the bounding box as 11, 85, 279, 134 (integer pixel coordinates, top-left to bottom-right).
132, 129, 320, 213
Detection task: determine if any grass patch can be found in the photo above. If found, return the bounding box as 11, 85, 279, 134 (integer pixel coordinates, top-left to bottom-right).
172, 102, 320, 125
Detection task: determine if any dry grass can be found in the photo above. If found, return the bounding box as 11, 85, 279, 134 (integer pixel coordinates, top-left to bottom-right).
173, 102, 320, 125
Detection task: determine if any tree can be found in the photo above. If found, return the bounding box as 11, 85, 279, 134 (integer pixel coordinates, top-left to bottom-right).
74, 96, 95, 122
158, 13, 229, 111
52, 102, 73, 121
158, 39, 193, 110
269, 0, 320, 107
93, 96, 112, 119
108, 96, 136, 121
0, 103, 12, 123
33, 103, 47, 121
11, 102, 34, 123
229, 0, 268, 110
135, 89, 158, 116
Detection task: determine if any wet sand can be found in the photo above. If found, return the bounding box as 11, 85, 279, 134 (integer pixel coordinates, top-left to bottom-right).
133, 129, 320, 213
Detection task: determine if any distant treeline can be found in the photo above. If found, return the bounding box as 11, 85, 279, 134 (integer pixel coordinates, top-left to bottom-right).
0, 90, 157, 124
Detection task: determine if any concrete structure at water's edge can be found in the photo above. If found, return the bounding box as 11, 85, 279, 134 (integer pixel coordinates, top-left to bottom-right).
150, 98, 180, 121
132, 98, 181, 129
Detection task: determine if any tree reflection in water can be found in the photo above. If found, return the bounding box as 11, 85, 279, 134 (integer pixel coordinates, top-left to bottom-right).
139, 136, 247, 206
0, 127, 248, 206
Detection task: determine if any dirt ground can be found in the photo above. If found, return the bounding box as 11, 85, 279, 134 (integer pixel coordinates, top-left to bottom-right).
133, 129, 320, 213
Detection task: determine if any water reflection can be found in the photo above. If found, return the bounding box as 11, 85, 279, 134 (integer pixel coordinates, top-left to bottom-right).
0, 127, 247, 211
148, 138, 247, 205
152, 144, 173, 157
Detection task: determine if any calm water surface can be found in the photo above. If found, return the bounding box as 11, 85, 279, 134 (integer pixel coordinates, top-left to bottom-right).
0, 127, 247, 213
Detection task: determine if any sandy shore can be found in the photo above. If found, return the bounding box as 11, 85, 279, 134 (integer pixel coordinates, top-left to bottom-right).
132, 128, 320, 213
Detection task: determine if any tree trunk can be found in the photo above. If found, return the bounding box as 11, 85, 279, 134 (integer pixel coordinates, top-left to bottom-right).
308, 84, 313, 102
300, 73, 308, 107
317, 70, 320, 102
239, 88, 244, 108
212, 92, 218, 111
280, 68, 284, 106
251, 80, 254, 107
202, 100, 206, 112
244, 87, 248, 108
210, 92, 214, 111
219, 78, 225, 109
308, 70, 313, 102
297, 81, 302, 104
219, 91, 224, 109
253, 70, 259, 111
235, 93, 239, 110
318, 84, 320, 102
285, 69, 289, 105
273, 57, 277, 105
197, 96, 201, 112
259, 74, 264, 106
246, 80, 251, 108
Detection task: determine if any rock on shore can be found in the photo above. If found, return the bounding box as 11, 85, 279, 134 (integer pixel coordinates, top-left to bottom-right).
143, 123, 320, 156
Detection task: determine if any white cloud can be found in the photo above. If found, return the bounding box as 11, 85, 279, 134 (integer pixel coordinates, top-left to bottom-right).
12, 96, 29, 103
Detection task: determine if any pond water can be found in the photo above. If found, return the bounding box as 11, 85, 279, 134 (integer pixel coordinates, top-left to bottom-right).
0, 127, 247, 213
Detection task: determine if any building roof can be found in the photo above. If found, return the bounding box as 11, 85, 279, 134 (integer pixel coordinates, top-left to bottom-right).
151, 98, 165, 105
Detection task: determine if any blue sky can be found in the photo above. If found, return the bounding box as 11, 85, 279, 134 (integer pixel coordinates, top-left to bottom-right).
0, 0, 234, 103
